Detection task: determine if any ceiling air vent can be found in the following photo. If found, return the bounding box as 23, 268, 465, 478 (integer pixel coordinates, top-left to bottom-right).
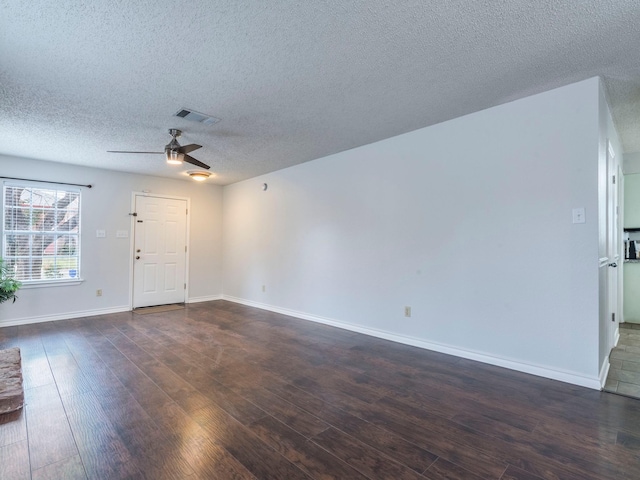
174, 108, 220, 126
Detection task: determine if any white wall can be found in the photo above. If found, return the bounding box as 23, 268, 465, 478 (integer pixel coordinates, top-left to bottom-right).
623, 174, 640, 228
222, 78, 602, 387
0, 156, 223, 325
623, 152, 640, 174
623, 173, 640, 324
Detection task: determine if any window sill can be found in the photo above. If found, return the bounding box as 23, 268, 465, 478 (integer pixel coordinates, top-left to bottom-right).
20, 279, 85, 289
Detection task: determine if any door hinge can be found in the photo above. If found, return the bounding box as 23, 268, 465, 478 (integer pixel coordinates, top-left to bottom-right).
185, 245, 187, 253
612, 175, 616, 184
612, 312, 616, 323
186, 208, 188, 215
184, 283, 186, 290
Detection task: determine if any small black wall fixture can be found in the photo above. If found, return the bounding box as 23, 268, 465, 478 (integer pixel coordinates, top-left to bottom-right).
0, 176, 92, 188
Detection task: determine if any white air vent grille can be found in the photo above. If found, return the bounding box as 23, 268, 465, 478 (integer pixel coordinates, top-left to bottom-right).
174, 108, 220, 126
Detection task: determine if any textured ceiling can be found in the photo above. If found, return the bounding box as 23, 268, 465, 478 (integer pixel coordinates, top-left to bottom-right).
1, 1, 640, 185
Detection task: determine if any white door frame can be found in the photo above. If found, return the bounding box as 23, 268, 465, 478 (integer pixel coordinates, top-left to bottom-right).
618, 166, 624, 327
128, 191, 191, 310
606, 141, 620, 351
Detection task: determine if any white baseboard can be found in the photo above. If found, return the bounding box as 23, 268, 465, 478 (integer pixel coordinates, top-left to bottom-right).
223, 295, 602, 390
0, 305, 131, 328
598, 325, 621, 389
187, 294, 223, 304
0, 294, 224, 327
599, 355, 611, 390
600, 324, 620, 390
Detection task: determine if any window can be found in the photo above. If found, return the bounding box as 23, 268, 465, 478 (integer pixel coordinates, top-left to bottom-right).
3, 184, 81, 283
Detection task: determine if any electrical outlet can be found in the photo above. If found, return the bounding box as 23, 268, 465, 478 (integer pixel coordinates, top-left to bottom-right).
262, 285, 266, 292
96, 289, 102, 297
404, 306, 411, 317
572, 207, 585, 224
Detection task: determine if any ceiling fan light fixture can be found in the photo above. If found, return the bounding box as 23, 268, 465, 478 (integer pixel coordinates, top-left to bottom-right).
165, 147, 183, 165
187, 170, 212, 181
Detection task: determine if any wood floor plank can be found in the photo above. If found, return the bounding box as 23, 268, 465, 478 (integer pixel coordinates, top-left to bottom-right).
272, 368, 507, 478
96, 328, 216, 414
0, 325, 19, 347
311, 426, 429, 480
98, 394, 196, 479
248, 415, 369, 480
24, 384, 79, 471
236, 385, 330, 438
31, 455, 87, 480
59, 325, 213, 478
134, 400, 258, 479
56, 331, 134, 401
371, 394, 619, 480
198, 402, 313, 480
26, 407, 79, 471
616, 430, 640, 449
20, 353, 55, 391
62, 391, 143, 479
0, 408, 27, 448
106, 325, 268, 425
266, 381, 440, 474
71, 326, 175, 412
0, 439, 30, 480
175, 440, 258, 480
41, 335, 94, 398
500, 464, 545, 480
423, 457, 488, 480
351, 399, 508, 478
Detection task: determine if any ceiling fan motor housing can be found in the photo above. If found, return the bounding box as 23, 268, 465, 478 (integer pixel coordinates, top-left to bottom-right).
165, 129, 182, 162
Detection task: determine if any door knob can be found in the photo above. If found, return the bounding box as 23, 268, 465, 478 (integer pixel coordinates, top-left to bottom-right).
136, 256, 140, 260
608, 262, 617, 268
136, 249, 141, 253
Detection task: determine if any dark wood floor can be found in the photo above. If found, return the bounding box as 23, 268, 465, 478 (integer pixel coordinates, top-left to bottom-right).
1, 301, 640, 479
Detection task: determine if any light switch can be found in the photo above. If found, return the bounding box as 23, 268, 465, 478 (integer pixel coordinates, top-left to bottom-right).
116, 230, 129, 238
96, 229, 106, 238
572, 208, 585, 224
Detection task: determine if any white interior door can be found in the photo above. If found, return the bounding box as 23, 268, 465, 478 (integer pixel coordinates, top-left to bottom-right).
607, 141, 619, 349
133, 195, 187, 308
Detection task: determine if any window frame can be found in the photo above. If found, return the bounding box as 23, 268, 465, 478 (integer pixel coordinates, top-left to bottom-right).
2, 181, 83, 287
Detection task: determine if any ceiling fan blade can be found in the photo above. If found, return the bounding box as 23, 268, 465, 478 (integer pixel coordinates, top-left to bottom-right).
107, 150, 163, 154
177, 144, 202, 154
183, 154, 210, 170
